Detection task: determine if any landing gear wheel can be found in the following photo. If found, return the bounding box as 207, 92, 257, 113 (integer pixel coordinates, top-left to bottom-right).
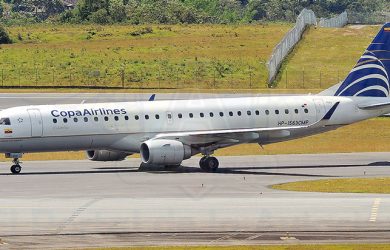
10, 164, 21, 174
205, 157, 219, 172
199, 156, 219, 172
199, 156, 208, 171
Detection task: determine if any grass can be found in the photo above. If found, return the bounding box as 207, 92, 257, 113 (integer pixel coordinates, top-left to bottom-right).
275, 25, 381, 89
3, 117, 390, 162
272, 177, 390, 194
0, 24, 382, 91
0, 87, 319, 94
0, 23, 292, 89
85, 244, 390, 250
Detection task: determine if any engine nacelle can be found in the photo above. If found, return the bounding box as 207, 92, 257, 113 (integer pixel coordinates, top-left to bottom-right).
86, 150, 129, 161
140, 139, 191, 165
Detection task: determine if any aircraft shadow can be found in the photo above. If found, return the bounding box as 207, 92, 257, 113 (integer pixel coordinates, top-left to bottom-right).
0, 161, 387, 177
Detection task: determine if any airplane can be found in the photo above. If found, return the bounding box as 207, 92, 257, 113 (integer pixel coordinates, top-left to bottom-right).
0, 23, 389, 174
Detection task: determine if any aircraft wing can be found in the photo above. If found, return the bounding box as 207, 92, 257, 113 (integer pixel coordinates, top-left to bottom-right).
152, 124, 312, 145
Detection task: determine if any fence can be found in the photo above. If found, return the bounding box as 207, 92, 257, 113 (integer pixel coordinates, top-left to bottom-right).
276, 69, 350, 89
0, 64, 352, 90
267, 9, 349, 85
318, 11, 348, 27
0, 62, 266, 89
266, 8, 316, 84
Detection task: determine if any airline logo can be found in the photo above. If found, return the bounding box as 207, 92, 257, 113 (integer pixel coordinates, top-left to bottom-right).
335, 23, 389, 97
335, 51, 389, 97
51, 108, 127, 118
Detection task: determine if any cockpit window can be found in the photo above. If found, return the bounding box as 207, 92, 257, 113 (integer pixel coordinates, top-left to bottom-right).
0, 118, 10, 125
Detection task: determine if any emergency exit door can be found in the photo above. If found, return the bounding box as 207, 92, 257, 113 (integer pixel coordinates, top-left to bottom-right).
27, 109, 43, 137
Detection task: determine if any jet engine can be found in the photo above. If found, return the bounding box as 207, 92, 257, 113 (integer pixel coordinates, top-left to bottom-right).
140, 139, 192, 165
86, 150, 129, 161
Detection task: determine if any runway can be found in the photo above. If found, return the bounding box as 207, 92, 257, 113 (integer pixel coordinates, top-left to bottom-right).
0, 152, 390, 249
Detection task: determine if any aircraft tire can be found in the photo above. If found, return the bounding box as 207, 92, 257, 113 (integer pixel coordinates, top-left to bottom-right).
199, 156, 208, 171
200, 157, 219, 172
10, 164, 21, 174
205, 157, 219, 172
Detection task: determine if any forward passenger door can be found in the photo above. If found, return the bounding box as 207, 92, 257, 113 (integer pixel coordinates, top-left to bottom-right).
27, 109, 43, 137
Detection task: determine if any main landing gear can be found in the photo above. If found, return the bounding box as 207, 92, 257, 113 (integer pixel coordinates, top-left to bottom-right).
10, 158, 22, 174
199, 156, 219, 172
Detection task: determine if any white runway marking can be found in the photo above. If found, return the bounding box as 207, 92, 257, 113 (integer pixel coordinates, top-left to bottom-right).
245, 233, 262, 240
209, 232, 240, 243
369, 198, 382, 222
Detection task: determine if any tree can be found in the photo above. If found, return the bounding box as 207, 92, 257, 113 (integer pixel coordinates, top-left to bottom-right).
110, 0, 126, 22
0, 25, 12, 44
90, 8, 111, 24
76, 0, 110, 21
244, 0, 268, 21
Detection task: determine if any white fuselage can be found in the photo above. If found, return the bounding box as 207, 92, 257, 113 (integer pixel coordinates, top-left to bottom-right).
0, 95, 387, 154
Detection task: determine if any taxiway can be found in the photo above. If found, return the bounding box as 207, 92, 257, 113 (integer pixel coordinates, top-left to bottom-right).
0, 153, 389, 248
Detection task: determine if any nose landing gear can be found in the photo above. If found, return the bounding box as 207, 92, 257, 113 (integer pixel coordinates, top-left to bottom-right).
10, 158, 22, 174
5, 153, 23, 174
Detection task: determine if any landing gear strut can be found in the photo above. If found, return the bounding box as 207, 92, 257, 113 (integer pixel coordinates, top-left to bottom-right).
199, 156, 219, 172
10, 158, 22, 174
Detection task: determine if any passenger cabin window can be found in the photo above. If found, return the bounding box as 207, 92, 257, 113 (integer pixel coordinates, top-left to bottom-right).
63, 118, 68, 123
125, 116, 129, 121
0, 118, 10, 125
247, 111, 251, 115
94, 117, 98, 122
189, 113, 194, 118
265, 110, 269, 115
114, 116, 119, 121
285, 109, 289, 114
219, 112, 224, 117
229, 111, 233, 116
84, 117, 88, 122
53, 119, 57, 124
237, 111, 241, 116
200, 113, 204, 118
74, 117, 78, 122
178, 113, 182, 118
135, 115, 139, 120
304, 108, 309, 113
295, 109, 299, 114
210, 112, 214, 117
255, 110, 260, 115
145, 115, 149, 120
275, 110, 279, 115
104, 116, 109, 121
155, 114, 159, 119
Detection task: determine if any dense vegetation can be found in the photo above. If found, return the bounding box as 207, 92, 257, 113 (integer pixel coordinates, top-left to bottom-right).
0, 0, 388, 25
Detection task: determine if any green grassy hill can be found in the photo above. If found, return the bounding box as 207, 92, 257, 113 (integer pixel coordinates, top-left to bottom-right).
0, 24, 384, 91
0, 23, 291, 89
274, 25, 381, 89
